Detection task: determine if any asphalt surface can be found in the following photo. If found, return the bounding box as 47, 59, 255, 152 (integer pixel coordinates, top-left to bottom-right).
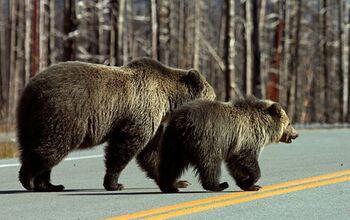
0, 129, 349, 220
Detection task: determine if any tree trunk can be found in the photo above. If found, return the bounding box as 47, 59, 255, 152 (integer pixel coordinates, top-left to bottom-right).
322, 0, 329, 122
178, 0, 185, 67
97, 0, 107, 63
158, 0, 170, 65
345, 5, 350, 122
39, 0, 49, 71
338, 0, 345, 121
24, 0, 32, 84
292, 0, 302, 122
8, 0, 18, 122
245, 0, 253, 95
118, 0, 126, 64
0, 0, 5, 120
224, 0, 237, 101
63, 0, 77, 61
150, 0, 158, 60
193, 0, 201, 70
258, 0, 266, 98
251, 0, 261, 98
280, 0, 289, 109
49, 0, 55, 65
109, 0, 118, 66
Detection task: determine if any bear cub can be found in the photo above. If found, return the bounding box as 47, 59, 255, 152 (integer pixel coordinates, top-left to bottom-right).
157, 97, 298, 193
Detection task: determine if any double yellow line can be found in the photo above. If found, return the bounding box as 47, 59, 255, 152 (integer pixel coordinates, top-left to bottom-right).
106, 170, 350, 220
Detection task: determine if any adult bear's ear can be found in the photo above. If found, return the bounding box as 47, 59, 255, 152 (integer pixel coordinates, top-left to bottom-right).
268, 103, 282, 118
180, 69, 205, 93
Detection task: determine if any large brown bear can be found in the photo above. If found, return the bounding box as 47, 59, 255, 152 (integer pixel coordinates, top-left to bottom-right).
17, 57, 216, 192
156, 97, 298, 193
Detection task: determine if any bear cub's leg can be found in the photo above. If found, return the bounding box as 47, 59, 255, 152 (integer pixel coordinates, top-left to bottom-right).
157, 151, 191, 193
226, 156, 262, 191
136, 142, 191, 189
198, 161, 229, 192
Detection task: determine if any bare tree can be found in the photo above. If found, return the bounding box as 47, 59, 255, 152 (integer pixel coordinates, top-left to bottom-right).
224, 0, 237, 101
8, 0, 19, 122
290, 0, 302, 122
63, 0, 77, 61
150, 0, 158, 60
178, 0, 185, 67
245, 0, 253, 95
157, 0, 170, 65
0, 0, 5, 119
24, 0, 32, 84
109, 0, 118, 66
193, 0, 202, 70
39, 0, 49, 71
338, 0, 345, 121
251, 0, 261, 98
321, 0, 329, 122
49, 0, 55, 65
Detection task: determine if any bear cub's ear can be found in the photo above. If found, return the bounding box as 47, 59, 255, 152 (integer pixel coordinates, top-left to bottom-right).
180, 69, 205, 93
268, 103, 282, 118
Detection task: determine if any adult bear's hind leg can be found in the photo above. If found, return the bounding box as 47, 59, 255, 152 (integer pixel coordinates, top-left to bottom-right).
19, 146, 69, 192
33, 170, 64, 192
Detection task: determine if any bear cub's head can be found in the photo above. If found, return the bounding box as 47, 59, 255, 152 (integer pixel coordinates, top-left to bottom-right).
267, 102, 299, 144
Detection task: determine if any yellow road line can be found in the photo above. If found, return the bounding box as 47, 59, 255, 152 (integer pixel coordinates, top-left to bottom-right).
106, 170, 350, 220
144, 175, 350, 220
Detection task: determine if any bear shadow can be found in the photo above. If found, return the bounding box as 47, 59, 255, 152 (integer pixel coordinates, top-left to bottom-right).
0, 188, 102, 194
61, 189, 239, 196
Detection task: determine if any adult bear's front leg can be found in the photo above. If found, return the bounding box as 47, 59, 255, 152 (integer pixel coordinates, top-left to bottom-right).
103, 123, 152, 191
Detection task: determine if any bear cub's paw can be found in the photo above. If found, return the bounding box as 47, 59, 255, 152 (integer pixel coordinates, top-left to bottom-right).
204, 182, 229, 192
241, 185, 262, 191
104, 183, 124, 191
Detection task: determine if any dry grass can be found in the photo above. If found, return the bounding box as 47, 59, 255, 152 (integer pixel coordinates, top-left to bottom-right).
0, 122, 18, 158
0, 141, 19, 158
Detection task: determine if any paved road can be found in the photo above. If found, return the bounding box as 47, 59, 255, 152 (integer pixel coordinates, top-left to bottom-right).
0, 129, 349, 220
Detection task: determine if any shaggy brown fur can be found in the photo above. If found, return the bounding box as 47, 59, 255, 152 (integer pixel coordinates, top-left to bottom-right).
156, 97, 298, 193
17, 57, 216, 192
